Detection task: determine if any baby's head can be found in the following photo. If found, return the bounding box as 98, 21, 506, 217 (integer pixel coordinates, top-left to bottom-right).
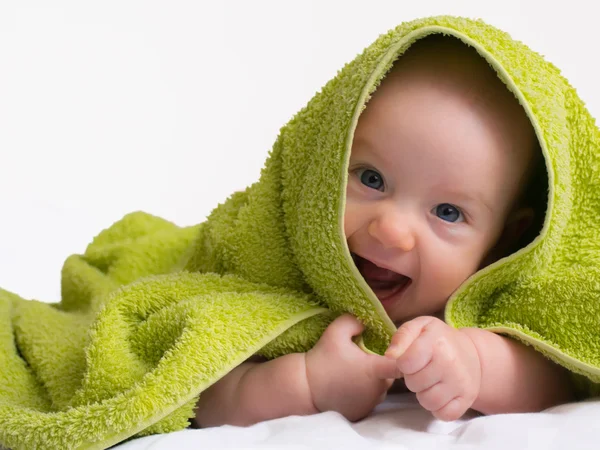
345, 35, 544, 324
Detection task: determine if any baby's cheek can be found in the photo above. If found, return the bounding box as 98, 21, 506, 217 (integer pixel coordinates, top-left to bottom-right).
343, 214, 351, 239
342, 203, 360, 239
429, 255, 474, 298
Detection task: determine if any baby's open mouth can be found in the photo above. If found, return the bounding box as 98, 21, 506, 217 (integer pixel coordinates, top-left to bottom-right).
352, 253, 412, 302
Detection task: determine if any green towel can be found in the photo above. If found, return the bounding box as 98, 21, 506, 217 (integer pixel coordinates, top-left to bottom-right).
2, 14, 599, 449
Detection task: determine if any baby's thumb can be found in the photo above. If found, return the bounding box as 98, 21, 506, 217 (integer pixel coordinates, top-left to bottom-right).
372, 354, 403, 380
325, 314, 365, 341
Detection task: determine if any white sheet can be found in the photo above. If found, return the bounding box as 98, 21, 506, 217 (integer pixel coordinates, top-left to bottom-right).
115, 393, 600, 450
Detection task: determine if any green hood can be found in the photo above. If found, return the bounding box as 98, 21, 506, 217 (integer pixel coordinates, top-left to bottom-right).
1, 15, 599, 450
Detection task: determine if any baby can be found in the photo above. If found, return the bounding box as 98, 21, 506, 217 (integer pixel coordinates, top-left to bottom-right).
193, 35, 573, 427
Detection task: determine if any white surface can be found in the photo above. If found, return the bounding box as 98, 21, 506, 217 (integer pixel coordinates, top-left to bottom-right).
115, 393, 600, 450
1, 1, 600, 302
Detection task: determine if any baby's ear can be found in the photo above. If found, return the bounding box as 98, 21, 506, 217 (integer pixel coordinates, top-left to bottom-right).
480, 207, 534, 268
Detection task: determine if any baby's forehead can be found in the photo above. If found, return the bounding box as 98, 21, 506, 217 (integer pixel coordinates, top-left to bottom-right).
384, 36, 535, 149
370, 35, 539, 199
387, 35, 510, 104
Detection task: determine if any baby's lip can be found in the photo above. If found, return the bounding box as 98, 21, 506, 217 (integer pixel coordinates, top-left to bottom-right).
351, 252, 412, 304
351, 252, 411, 280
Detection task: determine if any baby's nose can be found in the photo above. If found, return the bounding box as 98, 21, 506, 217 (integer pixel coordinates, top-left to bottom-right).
367, 212, 416, 251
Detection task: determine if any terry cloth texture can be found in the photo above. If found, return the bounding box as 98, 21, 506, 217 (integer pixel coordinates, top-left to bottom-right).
2, 15, 600, 449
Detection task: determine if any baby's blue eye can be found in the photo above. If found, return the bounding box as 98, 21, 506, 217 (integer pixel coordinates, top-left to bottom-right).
434, 203, 463, 223
359, 169, 384, 191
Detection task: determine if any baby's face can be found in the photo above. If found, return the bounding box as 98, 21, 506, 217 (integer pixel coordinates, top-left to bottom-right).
344, 39, 537, 324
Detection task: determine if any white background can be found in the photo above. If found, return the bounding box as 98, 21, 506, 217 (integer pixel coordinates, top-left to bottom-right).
1, 0, 598, 302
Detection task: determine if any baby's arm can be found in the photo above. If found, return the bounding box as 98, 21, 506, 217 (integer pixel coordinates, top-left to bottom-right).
194, 314, 398, 428
194, 353, 318, 427
461, 327, 574, 414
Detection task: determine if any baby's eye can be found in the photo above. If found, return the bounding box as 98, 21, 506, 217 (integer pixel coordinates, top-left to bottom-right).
358, 168, 384, 191
433, 203, 464, 223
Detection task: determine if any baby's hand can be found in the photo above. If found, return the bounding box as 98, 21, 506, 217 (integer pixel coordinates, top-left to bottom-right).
386, 316, 482, 421
305, 314, 399, 422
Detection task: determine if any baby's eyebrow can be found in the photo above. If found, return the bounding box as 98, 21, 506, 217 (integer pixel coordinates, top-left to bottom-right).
438, 188, 493, 214
466, 195, 493, 214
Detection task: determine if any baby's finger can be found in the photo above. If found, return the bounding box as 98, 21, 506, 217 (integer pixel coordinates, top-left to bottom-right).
369, 354, 403, 380
404, 336, 456, 392
416, 382, 457, 414
432, 397, 471, 422
403, 359, 441, 393
323, 314, 365, 342
385, 316, 436, 360
394, 331, 435, 375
